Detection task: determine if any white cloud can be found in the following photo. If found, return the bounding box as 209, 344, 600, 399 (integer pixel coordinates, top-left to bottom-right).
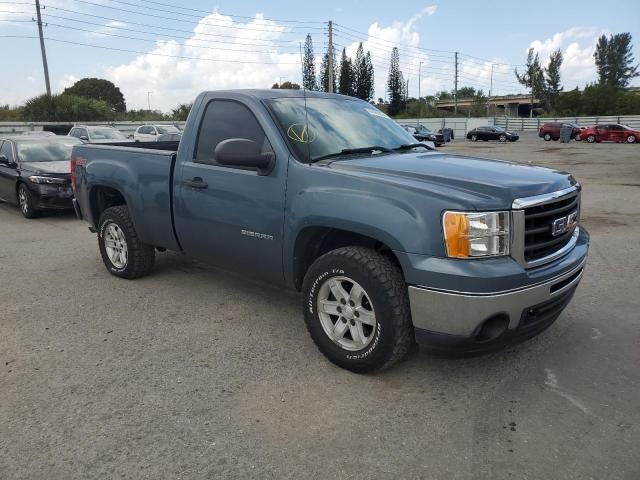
528, 27, 607, 89
341, 6, 439, 100
105, 12, 304, 110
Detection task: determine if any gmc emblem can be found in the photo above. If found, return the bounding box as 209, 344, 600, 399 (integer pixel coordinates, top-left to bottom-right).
552, 211, 578, 236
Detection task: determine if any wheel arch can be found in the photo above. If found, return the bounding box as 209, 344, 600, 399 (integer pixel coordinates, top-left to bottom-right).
89, 185, 127, 227
291, 226, 404, 291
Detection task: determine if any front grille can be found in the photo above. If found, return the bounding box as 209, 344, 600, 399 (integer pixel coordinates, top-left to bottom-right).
523, 191, 579, 263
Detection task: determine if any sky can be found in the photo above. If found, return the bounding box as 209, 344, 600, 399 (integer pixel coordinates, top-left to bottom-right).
0, 0, 639, 111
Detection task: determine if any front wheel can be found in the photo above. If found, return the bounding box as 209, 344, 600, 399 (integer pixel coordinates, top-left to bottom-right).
626, 135, 637, 144
302, 247, 413, 373
17, 184, 38, 219
470, 134, 478, 141
543, 133, 552, 141
586, 134, 596, 143
499, 134, 507, 142
98, 205, 155, 279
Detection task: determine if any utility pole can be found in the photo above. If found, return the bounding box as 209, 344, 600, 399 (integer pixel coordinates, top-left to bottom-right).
487, 63, 494, 116
454, 51, 458, 115
147, 92, 152, 111
327, 20, 334, 93
34, 0, 51, 95
418, 61, 423, 125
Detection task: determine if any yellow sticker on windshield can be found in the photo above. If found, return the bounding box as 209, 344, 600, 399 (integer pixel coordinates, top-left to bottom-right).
287, 123, 316, 143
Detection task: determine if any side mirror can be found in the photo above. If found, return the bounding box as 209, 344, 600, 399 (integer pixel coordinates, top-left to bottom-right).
80, 135, 89, 142
214, 139, 274, 175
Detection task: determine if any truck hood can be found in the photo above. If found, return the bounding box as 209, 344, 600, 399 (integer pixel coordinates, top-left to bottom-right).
326, 152, 576, 209
21, 161, 70, 174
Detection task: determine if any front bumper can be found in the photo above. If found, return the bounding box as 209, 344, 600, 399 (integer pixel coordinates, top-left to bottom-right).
32, 184, 74, 210
404, 228, 589, 352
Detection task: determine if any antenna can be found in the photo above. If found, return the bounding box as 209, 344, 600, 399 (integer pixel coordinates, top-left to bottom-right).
299, 41, 312, 165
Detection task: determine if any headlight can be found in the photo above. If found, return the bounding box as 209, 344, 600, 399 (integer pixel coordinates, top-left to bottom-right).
443, 211, 510, 258
28, 175, 67, 184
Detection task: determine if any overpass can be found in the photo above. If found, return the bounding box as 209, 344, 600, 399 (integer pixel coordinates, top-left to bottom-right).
436, 94, 538, 117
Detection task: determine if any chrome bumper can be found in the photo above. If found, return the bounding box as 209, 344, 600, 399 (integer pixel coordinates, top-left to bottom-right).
408, 259, 586, 337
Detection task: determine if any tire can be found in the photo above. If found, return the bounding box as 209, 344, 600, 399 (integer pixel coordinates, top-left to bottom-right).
586, 134, 596, 143
97, 205, 155, 279
626, 135, 637, 144
499, 134, 507, 142
543, 133, 552, 141
301, 247, 413, 373
471, 134, 478, 142
17, 183, 38, 219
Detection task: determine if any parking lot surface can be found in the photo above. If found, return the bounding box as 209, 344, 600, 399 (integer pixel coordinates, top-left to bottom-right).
1, 133, 639, 479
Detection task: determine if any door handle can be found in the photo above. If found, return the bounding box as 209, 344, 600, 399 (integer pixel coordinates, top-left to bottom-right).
182, 177, 208, 189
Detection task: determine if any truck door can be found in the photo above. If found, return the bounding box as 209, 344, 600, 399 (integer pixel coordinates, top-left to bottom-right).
173, 99, 287, 284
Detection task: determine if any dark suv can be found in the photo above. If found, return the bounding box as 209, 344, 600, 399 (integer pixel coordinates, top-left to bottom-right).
538, 122, 583, 141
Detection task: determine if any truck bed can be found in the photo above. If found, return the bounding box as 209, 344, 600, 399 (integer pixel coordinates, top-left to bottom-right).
73, 142, 180, 251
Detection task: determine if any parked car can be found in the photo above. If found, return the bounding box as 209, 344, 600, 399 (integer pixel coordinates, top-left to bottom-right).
400, 124, 444, 146
21, 131, 57, 137
467, 126, 519, 142
579, 124, 640, 144
538, 122, 583, 141
72, 89, 588, 373
133, 125, 182, 142
157, 132, 182, 142
0, 136, 81, 218
68, 125, 130, 144
436, 127, 454, 141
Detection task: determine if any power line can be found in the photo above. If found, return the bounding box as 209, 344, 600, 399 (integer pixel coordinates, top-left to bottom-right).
43, 7, 306, 45
1, 35, 302, 64
39, 14, 302, 49
64, 0, 325, 32
112, 0, 325, 24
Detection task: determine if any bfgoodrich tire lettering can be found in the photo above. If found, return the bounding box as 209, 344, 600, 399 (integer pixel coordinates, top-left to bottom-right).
97, 205, 155, 279
302, 247, 413, 373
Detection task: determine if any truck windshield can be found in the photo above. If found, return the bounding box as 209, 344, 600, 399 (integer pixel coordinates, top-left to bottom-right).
267, 97, 420, 163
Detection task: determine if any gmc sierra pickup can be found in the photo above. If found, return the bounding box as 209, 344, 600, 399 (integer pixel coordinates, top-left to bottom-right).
71, 90, 589, 372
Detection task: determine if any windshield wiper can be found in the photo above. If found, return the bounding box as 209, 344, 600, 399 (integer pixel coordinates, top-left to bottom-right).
392, 143, 435, 152
312, 146, 392, 163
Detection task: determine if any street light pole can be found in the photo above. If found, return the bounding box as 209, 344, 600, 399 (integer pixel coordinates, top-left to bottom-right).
147, 92, 152, 111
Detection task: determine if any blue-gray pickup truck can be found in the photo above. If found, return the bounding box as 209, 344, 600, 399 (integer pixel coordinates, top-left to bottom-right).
71, 90, 589, 372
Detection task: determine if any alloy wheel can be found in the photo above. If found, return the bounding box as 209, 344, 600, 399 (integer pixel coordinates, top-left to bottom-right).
103, 222, 128, 269
316, 276, 377, 351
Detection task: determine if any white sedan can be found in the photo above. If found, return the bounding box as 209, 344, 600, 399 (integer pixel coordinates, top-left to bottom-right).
133, 125, 181, 142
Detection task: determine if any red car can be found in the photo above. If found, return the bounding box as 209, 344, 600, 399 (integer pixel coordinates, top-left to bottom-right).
538, 122, 583, 141
579, 124, 640, 144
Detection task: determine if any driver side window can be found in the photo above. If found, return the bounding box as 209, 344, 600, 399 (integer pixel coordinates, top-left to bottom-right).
194, 100, 272, 166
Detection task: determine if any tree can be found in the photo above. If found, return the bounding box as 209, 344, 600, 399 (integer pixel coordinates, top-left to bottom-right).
515, 48, 546, 117
22, 94, 113, 121
594, 33, 639, 87
337, 48, 354, 96
353, 43, 374, 101
545, 49, 563, 112
457, 86, 476, 98
302, 34, 317, 91
272, 81, 301, 89
63, 78, 126, 113
386, 47, 405, 116
318, 44, 337, 92
171, 103, 192, 121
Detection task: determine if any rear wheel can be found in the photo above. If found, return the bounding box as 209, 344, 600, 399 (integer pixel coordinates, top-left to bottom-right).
626, 135, 637, 144
543, 133, 552, 141
499, 134, 507, 142
302, 247, 413, 373
98, 205, 155, 279
17, 184, 38, 219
